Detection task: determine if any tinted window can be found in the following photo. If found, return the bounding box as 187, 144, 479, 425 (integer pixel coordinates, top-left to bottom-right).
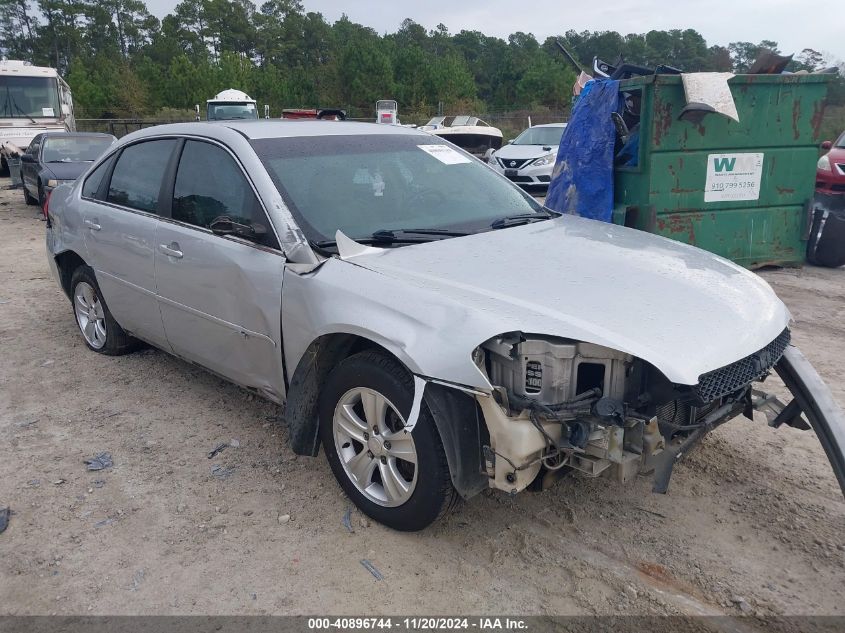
82, 154, 115, 199
107, 139, 177, 213
172, 140, 277, 248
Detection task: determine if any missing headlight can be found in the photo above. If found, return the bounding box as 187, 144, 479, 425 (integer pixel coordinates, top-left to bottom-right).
480, 333, 632, 408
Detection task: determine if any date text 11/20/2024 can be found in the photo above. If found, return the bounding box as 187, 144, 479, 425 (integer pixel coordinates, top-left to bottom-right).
307, 618, 528, 631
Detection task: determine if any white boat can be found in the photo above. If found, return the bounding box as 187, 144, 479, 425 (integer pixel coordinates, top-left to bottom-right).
418, 115, 503, 157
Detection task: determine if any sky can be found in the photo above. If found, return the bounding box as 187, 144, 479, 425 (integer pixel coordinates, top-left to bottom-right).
145, 0, 845, 63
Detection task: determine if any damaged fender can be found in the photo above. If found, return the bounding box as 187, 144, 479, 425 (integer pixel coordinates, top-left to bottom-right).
284, 336, 489, 499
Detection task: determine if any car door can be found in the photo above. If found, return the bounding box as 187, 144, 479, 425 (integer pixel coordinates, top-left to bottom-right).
154, 138, 286, 401
79, 138, 178, 351
21, 136, 41, 194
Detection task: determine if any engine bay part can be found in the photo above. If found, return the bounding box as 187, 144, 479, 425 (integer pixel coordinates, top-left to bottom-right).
476, 332, 759, 494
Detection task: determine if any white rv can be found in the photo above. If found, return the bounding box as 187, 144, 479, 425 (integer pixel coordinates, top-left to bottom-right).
0, 60, 75, 176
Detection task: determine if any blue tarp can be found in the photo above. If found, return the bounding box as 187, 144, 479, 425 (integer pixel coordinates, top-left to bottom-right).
545, 79, 621, 223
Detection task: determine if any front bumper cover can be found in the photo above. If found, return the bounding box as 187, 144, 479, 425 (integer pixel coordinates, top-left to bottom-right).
774, 345, 845, 496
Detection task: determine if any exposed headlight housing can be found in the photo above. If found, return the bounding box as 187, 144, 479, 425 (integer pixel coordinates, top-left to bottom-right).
818, 154, 832, 171
532, 152, 557, 167
479, 333, 631, 408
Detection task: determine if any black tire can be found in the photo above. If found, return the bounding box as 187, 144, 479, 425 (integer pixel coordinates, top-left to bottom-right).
318, 350, 458, 531
23, 184, 37, 205
69, 265, 139, 355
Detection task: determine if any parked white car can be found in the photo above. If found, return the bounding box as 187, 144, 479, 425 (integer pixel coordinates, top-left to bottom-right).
488, 123, 566, 187
45, 121, 845, 531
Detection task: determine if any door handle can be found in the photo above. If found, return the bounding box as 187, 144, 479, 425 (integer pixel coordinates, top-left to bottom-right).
84, 219, 101, 231
159, 243, 183, 259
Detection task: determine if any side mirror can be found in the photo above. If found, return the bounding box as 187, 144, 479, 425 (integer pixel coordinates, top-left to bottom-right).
61, 103, 71, 116
264, 104, 270, 119
20, 154, 34, 163
821, 140, 832, 150
210, 216, 267, 242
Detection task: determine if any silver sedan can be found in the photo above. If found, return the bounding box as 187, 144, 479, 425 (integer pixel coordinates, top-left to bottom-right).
45, 121, 845, 530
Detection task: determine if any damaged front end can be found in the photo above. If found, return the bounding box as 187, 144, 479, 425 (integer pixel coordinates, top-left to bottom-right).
472, 328, 845, 497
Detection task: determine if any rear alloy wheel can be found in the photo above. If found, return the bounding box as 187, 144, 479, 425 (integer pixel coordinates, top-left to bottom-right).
319, 350, 457, 531
74, 280, 107, 349
70, 266, 139, 355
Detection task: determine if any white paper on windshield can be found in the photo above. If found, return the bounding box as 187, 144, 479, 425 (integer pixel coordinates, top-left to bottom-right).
42, 107, 55, 117
704, 152, 764, 202
418, 144, 471, 165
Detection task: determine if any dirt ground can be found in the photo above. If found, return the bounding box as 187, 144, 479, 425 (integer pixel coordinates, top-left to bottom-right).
1, 178, 844, 621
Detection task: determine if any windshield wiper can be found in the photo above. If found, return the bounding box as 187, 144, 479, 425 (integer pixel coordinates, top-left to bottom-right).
372, 228, 469, 240
9, 92, 37, 124
314, 228, 469, 251
490, 210, 558, 230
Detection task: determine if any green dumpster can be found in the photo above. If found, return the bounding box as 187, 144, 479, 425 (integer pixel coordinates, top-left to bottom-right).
613, 73, 831, 268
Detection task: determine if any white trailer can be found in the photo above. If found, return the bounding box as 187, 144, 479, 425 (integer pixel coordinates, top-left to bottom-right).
0, 60, 75, 177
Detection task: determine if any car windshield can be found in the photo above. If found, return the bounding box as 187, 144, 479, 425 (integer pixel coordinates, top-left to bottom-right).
513, 126, 566, 146
252, 134, 544, 245
0, 76, 61, 119
208, 103, 257, 120
42, 136, 114, 162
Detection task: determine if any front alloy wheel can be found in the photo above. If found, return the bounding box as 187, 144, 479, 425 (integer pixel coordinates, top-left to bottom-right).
333, 387, 418, 507
319, 350, 458, 531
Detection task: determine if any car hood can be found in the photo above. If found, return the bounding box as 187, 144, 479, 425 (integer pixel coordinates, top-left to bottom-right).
494, 145, 556, 160
41, 162, 92, 181
340, 215, 790, 386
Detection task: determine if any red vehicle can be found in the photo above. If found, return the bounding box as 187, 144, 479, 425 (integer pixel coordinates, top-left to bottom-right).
816, 132, 845, 194
281, 108, 346, 121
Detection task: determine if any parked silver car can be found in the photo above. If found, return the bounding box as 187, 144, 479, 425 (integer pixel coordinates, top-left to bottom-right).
45, 121, 845, 530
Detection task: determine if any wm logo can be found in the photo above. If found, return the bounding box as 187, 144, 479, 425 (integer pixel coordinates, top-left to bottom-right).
714, 157, 736, 172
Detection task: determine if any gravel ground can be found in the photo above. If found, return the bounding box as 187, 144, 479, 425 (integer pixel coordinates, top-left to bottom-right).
1, 179, 844, 621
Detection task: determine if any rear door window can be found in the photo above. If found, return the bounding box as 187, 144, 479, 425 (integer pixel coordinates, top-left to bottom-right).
106, 139, 177, 214
82, 153, 117, 200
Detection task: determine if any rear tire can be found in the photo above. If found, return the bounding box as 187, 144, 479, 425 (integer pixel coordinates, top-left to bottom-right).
318, 350, 458, 531
70, 265, 139, 355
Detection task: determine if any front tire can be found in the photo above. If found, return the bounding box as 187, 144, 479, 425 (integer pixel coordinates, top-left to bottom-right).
23, 184, 37, 205
318, 350, 457, 531
70, 266, 138, 355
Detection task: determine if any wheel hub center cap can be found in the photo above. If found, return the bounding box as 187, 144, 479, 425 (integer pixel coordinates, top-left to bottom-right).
367, 436, 385, 457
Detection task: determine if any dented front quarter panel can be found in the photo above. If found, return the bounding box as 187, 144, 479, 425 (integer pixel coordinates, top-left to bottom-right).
285, 214, 791, 392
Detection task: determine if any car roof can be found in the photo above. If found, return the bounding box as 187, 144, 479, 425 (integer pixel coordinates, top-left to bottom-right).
125, 120, 431, 142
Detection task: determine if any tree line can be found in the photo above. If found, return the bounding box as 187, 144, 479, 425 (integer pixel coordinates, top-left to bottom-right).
0, 0, 842, 122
